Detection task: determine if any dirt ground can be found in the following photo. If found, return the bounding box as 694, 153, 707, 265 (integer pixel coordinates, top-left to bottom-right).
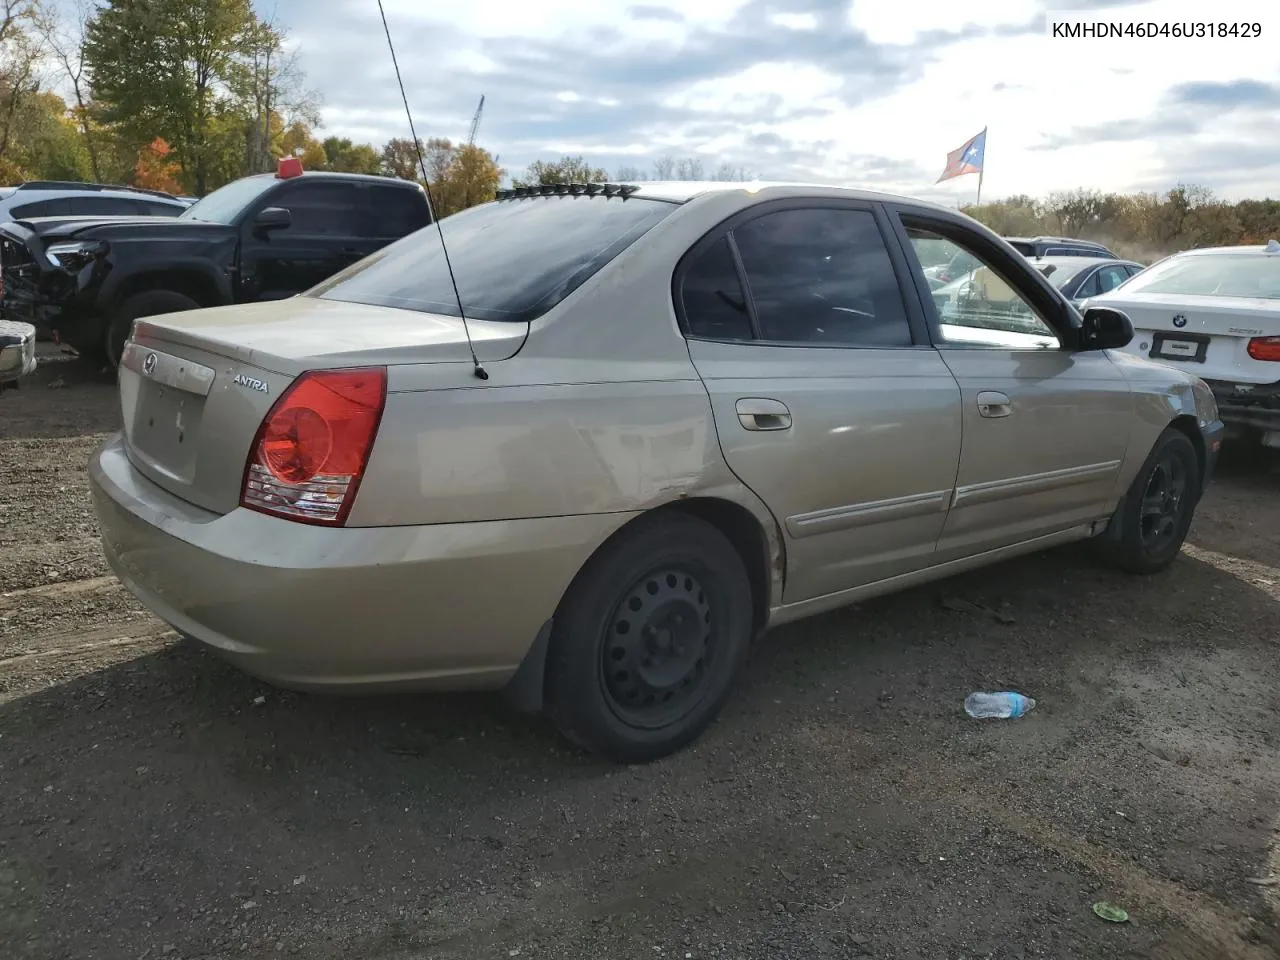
3, 348, 1280, 960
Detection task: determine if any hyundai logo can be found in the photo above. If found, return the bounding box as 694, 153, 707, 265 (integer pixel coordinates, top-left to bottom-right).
143, 352, 158, 375
1172, 313, 1188, 328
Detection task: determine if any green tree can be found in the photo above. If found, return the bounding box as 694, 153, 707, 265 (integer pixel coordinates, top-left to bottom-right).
320, 136, 380, 174
515, 155, 608, 186
84, 0, 257, 194
380, 136, 424, 181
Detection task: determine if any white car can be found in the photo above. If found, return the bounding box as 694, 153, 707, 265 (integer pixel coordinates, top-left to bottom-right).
1085, 241, 1280, 447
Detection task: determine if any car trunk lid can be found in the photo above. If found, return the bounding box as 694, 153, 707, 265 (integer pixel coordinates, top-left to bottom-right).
121, 297, 527, 514
1103, 292, 1280, 383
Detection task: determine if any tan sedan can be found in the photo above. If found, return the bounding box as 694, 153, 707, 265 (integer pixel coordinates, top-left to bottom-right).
89, 182, 1224, 762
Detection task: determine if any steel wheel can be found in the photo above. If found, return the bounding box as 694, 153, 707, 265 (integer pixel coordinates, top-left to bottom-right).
600, 566, 715, 729
1139, 452, 1188, 552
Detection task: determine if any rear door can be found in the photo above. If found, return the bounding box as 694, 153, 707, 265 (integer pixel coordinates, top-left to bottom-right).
677, 200, 963, 604
238, 180, 366, 301
889, 209, 1132, 559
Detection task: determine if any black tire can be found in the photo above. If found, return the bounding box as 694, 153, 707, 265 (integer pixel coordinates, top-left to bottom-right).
104, 290, 200, 370
1097, 427, 1201, 575
545, 511, 754, 763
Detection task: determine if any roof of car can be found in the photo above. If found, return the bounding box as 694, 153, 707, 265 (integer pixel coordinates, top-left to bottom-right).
1005, 235, 1112, 247
1173, 243, 1280, 257
238, 171, 424, 188
0, 181, 187, 204
617, 179, 960, 213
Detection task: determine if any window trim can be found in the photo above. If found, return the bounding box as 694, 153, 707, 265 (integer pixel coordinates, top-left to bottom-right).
884, 205, 1081, 352
670, 197, 933, 351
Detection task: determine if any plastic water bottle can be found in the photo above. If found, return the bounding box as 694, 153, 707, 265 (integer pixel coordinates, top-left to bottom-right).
964, 691, 1036, 719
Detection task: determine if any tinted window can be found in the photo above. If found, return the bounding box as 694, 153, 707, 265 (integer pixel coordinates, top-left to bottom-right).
1006, 240, 1035, 256
137, 200, 182, 217
312, 195, 676, 323
364, 185, 430, 238
8, 200, 57, 218
682, 237, 752, 341
1095, 264, 1129, 293
64, 196, 142, 216
731, 208, 912, 346
1074, 269, 1101, 298
274, 182, 361, 235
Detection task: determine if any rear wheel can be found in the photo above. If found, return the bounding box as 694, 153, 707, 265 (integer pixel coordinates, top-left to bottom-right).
545, 512, 754, 763
1096, 427, 1201, 574
104, 290, 200, 370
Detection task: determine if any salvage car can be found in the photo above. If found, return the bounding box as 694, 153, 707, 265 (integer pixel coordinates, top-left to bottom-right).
0, 161, 431, 368
89, 181, 1224, 763
0, 317, 37, 389
1086, 241, 1280, 448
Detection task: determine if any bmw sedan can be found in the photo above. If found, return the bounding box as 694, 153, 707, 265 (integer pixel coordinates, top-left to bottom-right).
89, 181, 1224, 762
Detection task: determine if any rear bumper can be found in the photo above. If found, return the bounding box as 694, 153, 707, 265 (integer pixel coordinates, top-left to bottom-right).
89, 432, 631, 692
1204, 378, 1280, 432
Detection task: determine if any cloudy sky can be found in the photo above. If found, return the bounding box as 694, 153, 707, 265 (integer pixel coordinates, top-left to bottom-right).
265, 0, 1279, 203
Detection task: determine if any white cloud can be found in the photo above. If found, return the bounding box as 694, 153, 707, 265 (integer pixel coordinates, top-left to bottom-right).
282, 0, 1280, 200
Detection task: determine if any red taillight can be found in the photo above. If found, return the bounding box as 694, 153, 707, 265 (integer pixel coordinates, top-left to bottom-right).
1247, 336, 1280, 362
240, 367, 387, 526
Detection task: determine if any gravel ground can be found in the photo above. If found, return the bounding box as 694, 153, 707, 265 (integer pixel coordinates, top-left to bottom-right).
3, 349, 1280, 960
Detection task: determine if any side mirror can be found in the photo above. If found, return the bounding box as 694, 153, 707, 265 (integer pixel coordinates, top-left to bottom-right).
253, 206, 291, 232
1078, 306, 1134, 350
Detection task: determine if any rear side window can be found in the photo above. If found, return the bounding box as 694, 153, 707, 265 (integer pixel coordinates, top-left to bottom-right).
727, 208, 913, 346
683, 237, 753, 341
64, 196, 141, 216
312, 195, 676, 323
363, 185, 429, 238
8, 200, 57, 218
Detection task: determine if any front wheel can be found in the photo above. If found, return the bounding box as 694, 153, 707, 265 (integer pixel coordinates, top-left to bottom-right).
545, 512, 755, 763
1096, 427, 1201, 575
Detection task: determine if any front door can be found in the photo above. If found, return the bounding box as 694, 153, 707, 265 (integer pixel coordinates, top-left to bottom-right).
676, 202, 964, 604
891, 211, 1133, 560
239, 180, 370, 301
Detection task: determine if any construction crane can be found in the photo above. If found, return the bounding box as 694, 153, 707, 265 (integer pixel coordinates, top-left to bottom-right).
467, 95, 485, 147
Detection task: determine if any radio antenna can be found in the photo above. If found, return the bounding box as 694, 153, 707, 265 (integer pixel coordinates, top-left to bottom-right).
376, 0, 488, 380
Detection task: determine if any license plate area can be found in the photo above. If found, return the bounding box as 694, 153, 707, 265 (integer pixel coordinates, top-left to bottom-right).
119, 343, 214, 484
128, 380, 207, 483
1150, 331, 1209, 363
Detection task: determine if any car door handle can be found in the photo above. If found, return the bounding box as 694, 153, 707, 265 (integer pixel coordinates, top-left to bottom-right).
736, 398, 792, 431
976, 391, 1011, 418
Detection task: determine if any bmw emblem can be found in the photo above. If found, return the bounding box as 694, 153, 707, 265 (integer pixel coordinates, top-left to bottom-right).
1172, 313, 1188, 328
143, 352, 157, 376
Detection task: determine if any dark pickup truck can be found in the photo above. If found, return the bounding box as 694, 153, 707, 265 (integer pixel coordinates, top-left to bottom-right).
0, 164, 431, 367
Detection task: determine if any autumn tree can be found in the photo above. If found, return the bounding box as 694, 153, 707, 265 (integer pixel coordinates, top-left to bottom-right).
280, 120, 325, 169
381, 136, 424, 181
84, 0, 257, 193
0, 0, 43, 171
133, 136, 182, 193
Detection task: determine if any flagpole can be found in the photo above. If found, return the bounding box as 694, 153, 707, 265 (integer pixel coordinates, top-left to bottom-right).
975, 126, 986, 206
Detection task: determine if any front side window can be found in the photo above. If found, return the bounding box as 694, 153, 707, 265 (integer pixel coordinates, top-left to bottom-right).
904, 226, 1060, 350
272, 182, 362, 236
181, 176, 278, 224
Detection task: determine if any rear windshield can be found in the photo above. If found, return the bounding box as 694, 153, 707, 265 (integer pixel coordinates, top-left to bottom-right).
310, 194, 678, 323
1120, 252, 1280, 300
